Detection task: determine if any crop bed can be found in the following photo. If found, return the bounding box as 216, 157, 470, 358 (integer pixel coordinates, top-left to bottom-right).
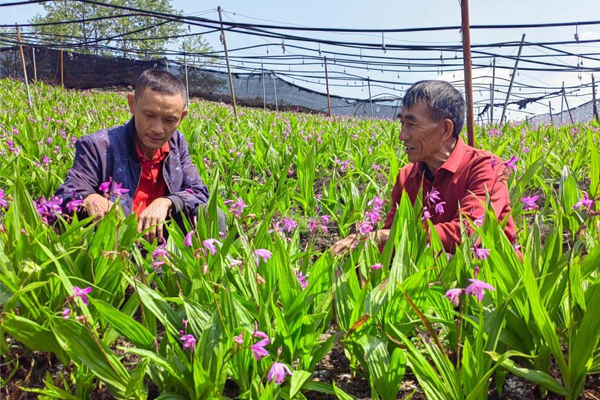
1, 79, 599, 399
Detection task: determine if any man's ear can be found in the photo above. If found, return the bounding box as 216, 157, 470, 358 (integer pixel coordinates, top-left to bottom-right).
180, 109, 188, 122
127, 93, 136, 115
443, 118, 455, 140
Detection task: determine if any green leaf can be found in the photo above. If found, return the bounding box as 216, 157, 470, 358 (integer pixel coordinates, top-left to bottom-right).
89, 298, 154, 349
290, 370, 312, 398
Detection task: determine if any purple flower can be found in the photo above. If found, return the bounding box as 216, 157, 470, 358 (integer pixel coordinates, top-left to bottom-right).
367, 196, 385, 211
521, 195, 539, 211
111, 182, 129, 197
35, 196, 63, 224
203, 239, 220, 255
251, 338, 270, 361
72, 286, 92, 306
282, 217, 298, 233
573, 192, 594, 210
254, 249, 272, 266
426, 188, 441, 205
435, 201, 446, 215
320, 215, 331, 225
308, 220, 318, 232
180, 334, 196, 352
253, 323, 269, 340
267, 362, 293, 384
504, 156, 519, 172
62, 308, 71, 319
0, 188, 8, 209
152, 245, 168, 261
371, 263, 383, 271
444, 288, 462, 307
66, 199, 84, 213
358, 222, 373, 235
224, 197, 248, 218
473, 215, 484, 227
99, 178, 112, 195
296, 270, 308, 290
233, 333, 244, 345
465, 278, 495, 301
422, 210, 432, 221
41, 156, 51, 165
473, 245, 490, 260
184, 230, 194, 247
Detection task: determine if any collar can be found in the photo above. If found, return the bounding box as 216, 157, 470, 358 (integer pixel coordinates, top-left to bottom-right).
437, 136, 467, 174
126, 117, 171, 162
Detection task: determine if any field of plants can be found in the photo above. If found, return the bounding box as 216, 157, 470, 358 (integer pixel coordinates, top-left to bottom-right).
0, 78, 599, 400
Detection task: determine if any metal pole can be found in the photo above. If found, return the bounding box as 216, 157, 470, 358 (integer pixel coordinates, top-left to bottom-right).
560, 82, 565, 123
367, 77, 374, 118
563, 89, 574, 124
183, 45, 190, 106
490, 58, 495, 125
324, 56, 332, 117
15, 25, 32, 106
261, 61, 266, 110
32, 46, 37, 81
549, 101, 553, 124
217, 6, 238, 118
272, 73, 278, 111
460, 0, 475, 146
500, 35, 526, 125
593, 75, 599, 122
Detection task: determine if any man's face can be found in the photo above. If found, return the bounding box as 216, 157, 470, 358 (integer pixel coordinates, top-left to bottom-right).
398, 102, 452, 166
127, 89, 188, 153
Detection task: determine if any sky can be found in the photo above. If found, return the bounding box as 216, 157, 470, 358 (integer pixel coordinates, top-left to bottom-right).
1, 0, 599, 119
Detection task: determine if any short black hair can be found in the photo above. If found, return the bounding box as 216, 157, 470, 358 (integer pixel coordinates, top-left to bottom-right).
402, 80, 465, 138
134, 69, 187, 101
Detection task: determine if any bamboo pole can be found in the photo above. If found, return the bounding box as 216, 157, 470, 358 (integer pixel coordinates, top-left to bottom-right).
217, 6, 238, 118
272, 74, 279, 111
15, 25, 32, 106
261, 61, 266, 110
561, 82, 565, 123
490, 58, 495, 124
324, 56, 332, 117
367, 77, 374, 118
460, 0, 475, 146
32, 46, 37, 81
183, 44, 190, 106
549, 101, 553, 124
592, 75, 598, 122
500, 34, 526, 124
563, 89, 574, 124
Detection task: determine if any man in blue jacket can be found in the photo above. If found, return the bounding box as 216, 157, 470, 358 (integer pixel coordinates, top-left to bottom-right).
55, 69, 221, 243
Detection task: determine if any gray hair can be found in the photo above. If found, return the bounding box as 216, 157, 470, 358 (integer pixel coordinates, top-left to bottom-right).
402, 80, 465, 138
134, 69, 187, 101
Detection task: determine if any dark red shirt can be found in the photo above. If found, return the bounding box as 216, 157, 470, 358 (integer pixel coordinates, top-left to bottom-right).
383, 137, 516, 253
132, 141, 169, 214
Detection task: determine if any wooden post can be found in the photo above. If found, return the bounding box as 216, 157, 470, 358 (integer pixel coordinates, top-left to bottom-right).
500, 34, 526, 124
490, 58, 495, 125
563, 89, 574, 124
217, 6, 238, 118
324, 56, 332, 117
15, 25, 32, 106
261, 61, 266, 110
183, 44, 190, 106
32, 46, 37, 81
560, 82, 565, 123
549, 101, 553, 124
592, 75, 598, 122
367, 77, 374, 118
272, 73, 278, 111
460, 0, 475, 146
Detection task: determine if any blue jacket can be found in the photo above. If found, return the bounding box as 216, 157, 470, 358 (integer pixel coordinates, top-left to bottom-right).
55, 118, 209, 216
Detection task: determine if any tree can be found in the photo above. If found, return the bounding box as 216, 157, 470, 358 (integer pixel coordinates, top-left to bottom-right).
28, 0, 212, 59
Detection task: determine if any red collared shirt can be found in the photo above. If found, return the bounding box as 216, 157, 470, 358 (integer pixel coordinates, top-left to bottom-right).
383, 137, 516, 253
132, 141, 169, 214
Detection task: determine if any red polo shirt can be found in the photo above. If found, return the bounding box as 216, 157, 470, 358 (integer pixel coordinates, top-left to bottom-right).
383, 137, 516, 253
133, 141, 169, 214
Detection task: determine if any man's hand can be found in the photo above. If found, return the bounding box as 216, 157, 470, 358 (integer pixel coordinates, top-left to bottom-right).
137, 197, 173, 244
332, 234, 359, 256
331, 229, 391, 256
83, 193, 114, 220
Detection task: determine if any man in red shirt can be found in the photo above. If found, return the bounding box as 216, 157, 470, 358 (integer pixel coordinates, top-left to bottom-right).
332, 80, 516, 255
